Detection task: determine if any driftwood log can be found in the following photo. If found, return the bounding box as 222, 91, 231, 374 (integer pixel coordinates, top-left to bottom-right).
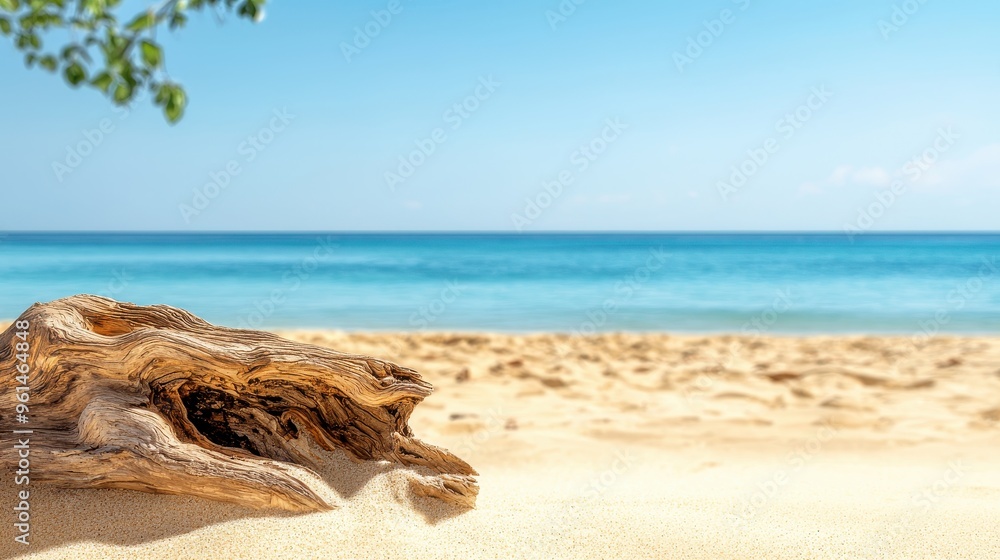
0, 295, 477, 511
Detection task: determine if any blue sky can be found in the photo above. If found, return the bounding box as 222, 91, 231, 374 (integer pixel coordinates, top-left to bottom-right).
1, 0, 998, 231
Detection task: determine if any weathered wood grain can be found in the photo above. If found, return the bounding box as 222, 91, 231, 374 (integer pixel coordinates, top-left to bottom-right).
0, 295, 478, 511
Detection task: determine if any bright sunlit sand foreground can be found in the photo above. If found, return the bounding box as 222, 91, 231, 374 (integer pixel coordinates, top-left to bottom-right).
4, 331, 1000, 560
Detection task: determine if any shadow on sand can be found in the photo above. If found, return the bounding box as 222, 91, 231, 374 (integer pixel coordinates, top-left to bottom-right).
1, 448, 474, 559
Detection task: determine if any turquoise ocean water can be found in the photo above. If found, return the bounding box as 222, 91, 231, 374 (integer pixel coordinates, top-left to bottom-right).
0, 233, 997, 335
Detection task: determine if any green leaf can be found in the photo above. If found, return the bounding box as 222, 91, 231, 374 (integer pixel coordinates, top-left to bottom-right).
39, 13, 65, 28
70, 16, 89, 30
0, 0, 20, 12
64, 62, 86, 86
82, 0, 103, 15
238, 0, 257, 20
0, 17, 11, 36
140, 39, 161, 68
91, 71, 113, 92
60, 44, 84, 60
18, 13, 36, 32
39, 55, 57, 71
120, 64, 136, 87
165, 86, 186, 123
107, 32, 126, 54
125, 11, 154, 32
154, 84, 169, 105
113, 81, 132, 103
168, 12, 186, 30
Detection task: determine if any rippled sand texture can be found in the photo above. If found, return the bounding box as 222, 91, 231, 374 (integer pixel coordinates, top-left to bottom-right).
5, 332, 1000, 559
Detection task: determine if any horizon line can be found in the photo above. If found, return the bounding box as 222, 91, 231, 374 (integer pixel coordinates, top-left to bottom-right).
2, 230, 999, 235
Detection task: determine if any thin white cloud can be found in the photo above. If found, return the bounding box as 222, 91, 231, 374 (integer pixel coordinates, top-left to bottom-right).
828, 164, 854, 186
850, 166, 892, 187
796, 182, 823, 197
597, 194, 633, 204
569, 194, 634, 205
804, 164, 893, 194
918, 143, 1000, 190
798, 142, 999, 196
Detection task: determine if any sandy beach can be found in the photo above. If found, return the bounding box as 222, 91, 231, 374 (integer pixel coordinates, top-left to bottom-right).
3, 0, 997, 556
4, 330, 1000, 559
